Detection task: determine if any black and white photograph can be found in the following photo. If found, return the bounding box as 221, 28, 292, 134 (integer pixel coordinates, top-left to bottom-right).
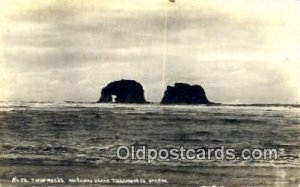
0, 0, 300, 186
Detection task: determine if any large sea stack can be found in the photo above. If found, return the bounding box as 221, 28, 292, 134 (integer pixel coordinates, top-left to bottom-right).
97, 79, 147, 104
161, 83, 211, 105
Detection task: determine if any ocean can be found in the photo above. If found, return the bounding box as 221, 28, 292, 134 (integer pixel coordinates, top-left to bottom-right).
0, 102, 299, 186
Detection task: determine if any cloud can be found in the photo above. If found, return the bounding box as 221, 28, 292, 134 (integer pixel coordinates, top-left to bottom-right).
1, 0, 300, 103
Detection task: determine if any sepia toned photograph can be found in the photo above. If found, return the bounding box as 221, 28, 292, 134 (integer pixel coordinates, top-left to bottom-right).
0, 0, 299, 186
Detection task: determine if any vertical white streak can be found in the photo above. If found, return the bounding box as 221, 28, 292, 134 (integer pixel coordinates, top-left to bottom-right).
162, 1, 168, 93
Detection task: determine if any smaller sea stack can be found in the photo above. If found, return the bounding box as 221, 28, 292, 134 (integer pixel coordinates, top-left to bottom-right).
161, 83, 210, 105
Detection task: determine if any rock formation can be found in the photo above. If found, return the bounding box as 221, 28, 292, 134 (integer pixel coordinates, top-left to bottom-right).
161, 83, 210, 105
97, 79, 147, 104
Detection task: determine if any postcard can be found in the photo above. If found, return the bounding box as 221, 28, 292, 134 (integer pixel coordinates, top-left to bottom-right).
0, 0, 299, 186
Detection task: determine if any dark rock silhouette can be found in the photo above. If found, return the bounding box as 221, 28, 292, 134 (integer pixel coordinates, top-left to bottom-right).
161, 83, 210, 104
98, 79, 147, 104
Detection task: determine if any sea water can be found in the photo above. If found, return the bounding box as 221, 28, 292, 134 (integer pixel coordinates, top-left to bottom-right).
0, 102, 299, 186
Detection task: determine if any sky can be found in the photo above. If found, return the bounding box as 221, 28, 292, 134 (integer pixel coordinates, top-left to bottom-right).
0, 0, 300, 103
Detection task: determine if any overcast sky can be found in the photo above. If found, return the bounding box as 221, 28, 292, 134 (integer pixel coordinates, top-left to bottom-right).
0, 0, 300, 103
